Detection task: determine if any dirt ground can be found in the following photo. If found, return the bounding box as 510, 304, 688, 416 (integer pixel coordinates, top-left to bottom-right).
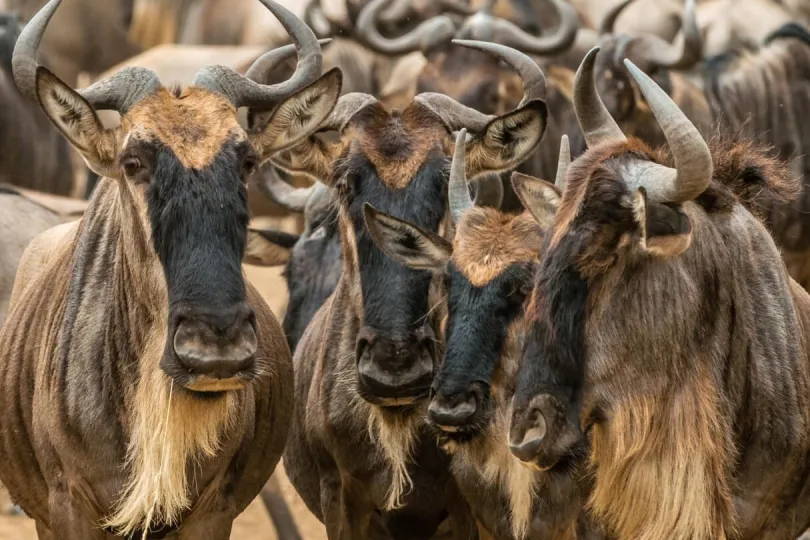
0, 258, 327, 540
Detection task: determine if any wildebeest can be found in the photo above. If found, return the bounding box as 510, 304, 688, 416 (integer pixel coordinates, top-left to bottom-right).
509, 46, 810, 540
0, 185, 85, 325
0, 13, 73, 194
9, 0, 140, 85
352, 0, 582, 209
250, 164, 504, 353
704, 22, 810, 288
0, 0, 342, 537
363, 134, 606, 540
593, 0, 712, 146
276, 39, 549, 538
247, 171, 342, 351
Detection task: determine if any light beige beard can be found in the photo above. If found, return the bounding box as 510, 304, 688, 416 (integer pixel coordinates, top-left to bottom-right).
101, 330, 237, 537
588, 375, 733, 540
367, 406, 420, 511
457, 402, 540, 540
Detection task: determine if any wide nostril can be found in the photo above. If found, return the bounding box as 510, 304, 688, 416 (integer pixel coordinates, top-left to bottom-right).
509, 410, 547, 463
173, 317, 257, 378
428, 393, 478, 428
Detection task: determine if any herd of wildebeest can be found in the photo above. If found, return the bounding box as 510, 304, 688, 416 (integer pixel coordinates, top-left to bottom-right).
4, 0, 810, 538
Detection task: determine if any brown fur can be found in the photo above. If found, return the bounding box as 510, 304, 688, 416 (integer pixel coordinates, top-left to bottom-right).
520, 135, 810, 540
453, 208, 543, 286
124, 88, 243, 169
343, 102, 452, 189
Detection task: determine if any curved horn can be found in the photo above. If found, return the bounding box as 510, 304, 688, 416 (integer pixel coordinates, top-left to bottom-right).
573, 47, 626, 147
260, 166, 315, 212
555, 134, 570, 189
303, 0, 334, 38
354, 0, 457, 56
453, 39, 546, 105
449, 129, 473, 223
626, 0, 701, 70
377, 0, 413, 26
320, 92, 379, 131
623, 59, 711, 201
193, 0, 323, 108
415, 40, 548, 132
13, 0, 160, 112
599, 0, 634, 35
458, 0, 579, 56
245, 39, 332, 83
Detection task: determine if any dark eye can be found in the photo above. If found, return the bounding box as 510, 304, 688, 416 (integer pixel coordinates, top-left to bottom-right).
122, 156, 143, 178
242, 156, 258, 179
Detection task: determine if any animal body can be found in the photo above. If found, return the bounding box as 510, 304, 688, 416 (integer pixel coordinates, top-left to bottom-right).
277, 40, 550, 539
509, 46, 810, 540
0, 0, 342, 537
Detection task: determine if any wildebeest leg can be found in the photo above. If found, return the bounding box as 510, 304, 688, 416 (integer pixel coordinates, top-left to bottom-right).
320, 472, 372, 540
260, 473, 302, 540
177, 511, 233, 540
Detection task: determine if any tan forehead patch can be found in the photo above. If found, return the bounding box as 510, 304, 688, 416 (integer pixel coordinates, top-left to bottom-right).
453, 208, 543, 286
346, 102, 451, 190
124, 87, 244, 169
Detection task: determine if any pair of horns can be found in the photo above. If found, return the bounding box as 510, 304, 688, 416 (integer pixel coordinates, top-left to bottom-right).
14, 0, 325, 112
447, 131, 569, 223
574, 46, 711, 202
355, 0, 578, 57
600, 0, 702, 71
310, 40, 546, 135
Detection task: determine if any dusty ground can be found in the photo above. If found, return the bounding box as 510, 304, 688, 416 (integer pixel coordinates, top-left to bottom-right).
0, 248, 328, 540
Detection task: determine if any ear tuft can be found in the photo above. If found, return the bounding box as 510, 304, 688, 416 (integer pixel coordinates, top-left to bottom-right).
363, 203, 452, 270
465, 99, 548, 179
36, 66, 117, 176
243, 228, 299, 266
632, 188, 692, 257
253, 67, 343, 157
511, 172, 561, 229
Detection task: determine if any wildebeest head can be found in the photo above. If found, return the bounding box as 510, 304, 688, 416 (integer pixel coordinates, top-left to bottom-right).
355, 0, 578, 115
245, 170, 342, 352
365, 132, 568, 440
594, 0, 702, 137
13, 0, 342, 394
508, 47, 712, 469
273, 40, 548, 406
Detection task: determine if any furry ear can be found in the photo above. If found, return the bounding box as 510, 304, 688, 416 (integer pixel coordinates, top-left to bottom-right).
252, 68, 342, 158
243, 229, 299, 266
35, 67, 118, 177
465, 100, 548, 179
632, 188, 692, 257
511, 172, 561, 229
363, 203, 452, 270
270, 131, 340, 185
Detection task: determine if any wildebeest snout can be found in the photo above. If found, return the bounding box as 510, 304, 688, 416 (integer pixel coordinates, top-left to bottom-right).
356, 326, 435, 405
509, 393, 581, 470
428, 382, 486, 431
170, 302, 258, 388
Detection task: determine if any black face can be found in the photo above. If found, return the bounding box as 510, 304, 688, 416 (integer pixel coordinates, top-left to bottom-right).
337, 154, 448, 405
428, 262, 533, 441
133, 138, 259, 392
282, 197, 342, 352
